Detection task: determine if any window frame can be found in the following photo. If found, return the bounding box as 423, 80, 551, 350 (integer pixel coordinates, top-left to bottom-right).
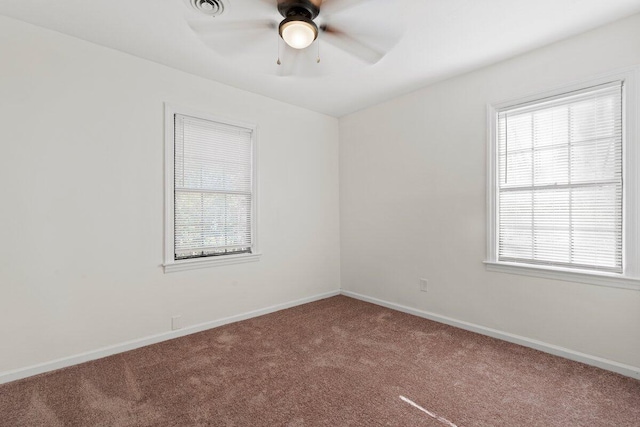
163, 103, 260, 273
485, 68, 640, 290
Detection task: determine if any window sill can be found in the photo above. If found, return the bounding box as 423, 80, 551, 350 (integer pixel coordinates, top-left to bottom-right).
163, 253, 262, 273
484, 261, 640, 291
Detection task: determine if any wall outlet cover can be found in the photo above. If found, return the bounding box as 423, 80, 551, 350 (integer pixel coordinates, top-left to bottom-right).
171, 315, 183, 331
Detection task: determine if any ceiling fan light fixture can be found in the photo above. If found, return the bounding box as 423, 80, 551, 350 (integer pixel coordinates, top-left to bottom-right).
279, 16, 318, 50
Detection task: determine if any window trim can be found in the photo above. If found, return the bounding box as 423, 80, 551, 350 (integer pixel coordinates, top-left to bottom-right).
163, 103, 260, 273
485, 67, 640, 290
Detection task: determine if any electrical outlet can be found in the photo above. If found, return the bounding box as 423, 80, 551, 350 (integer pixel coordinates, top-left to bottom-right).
171, 315, 182, 331
419, 278, 428, 292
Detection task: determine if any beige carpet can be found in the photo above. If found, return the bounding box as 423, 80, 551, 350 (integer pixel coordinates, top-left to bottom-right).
1, 296, 639, 426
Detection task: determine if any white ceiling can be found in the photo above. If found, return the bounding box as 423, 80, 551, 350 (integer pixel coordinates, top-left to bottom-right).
2, 0, 640, 117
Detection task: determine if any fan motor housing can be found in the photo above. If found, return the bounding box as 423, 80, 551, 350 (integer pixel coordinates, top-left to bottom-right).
278, 0, 320, 20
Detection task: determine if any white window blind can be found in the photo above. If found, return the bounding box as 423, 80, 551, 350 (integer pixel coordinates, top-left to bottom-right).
497, 82, 623, 273
174, 114, 254, 260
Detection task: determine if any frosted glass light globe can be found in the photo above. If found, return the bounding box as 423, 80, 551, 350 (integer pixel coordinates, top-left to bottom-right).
281, 21, 317, 49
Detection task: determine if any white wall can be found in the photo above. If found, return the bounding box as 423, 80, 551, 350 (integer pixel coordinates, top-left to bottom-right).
3, 10, 639, 380
340, 13, 640, 369
0, 16, 340, 374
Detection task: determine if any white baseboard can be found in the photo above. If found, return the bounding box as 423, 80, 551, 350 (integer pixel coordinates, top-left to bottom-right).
3, 289, 638, 384
0, 290, 340, 385
341, 290, 640, 380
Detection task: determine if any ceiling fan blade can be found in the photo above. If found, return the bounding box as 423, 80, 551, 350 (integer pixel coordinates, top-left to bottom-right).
264, 0, 323, 7
320, 25, 385, 64
256, 0, 278, 6
319, 0, 373, 16
190, 20, 276, 59
188, 19, 275, 37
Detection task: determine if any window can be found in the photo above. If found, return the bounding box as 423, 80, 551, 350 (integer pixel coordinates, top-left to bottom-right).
164, 105, 259, 272
486, 70, 640, 289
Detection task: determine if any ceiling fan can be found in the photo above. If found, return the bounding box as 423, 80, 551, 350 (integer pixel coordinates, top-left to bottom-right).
187, 0, 401, 75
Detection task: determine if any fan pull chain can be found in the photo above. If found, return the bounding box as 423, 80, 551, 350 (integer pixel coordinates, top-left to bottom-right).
316, 36, 321, 63
276, 33, 281, 65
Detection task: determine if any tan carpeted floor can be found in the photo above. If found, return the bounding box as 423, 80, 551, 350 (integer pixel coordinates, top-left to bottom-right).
1, 296, 639, 426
